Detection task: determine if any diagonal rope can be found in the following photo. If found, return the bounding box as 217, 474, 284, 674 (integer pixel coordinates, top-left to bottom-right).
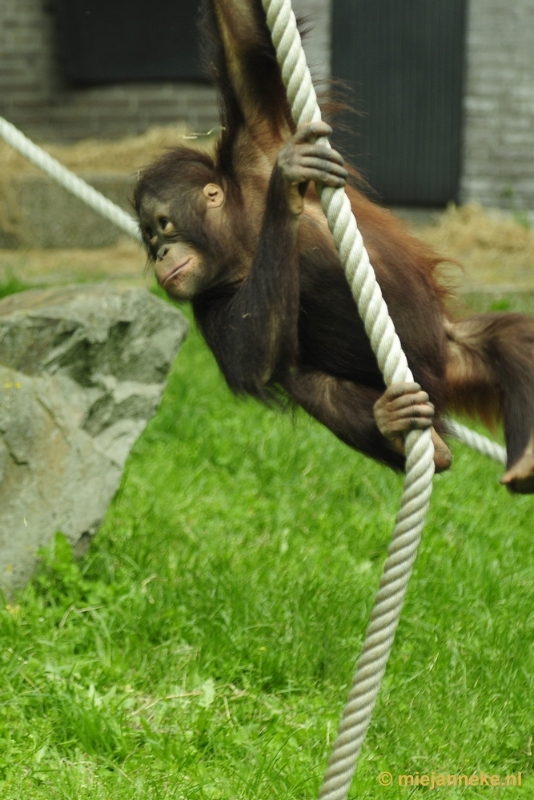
0, 116, 142, 242
261, 1, 435, 797
446, 420, 506, 465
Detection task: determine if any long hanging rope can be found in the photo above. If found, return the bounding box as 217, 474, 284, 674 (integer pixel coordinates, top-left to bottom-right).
0, 73, 507, 796
259, 2, 469, 798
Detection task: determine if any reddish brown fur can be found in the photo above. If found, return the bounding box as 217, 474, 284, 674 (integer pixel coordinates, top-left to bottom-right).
134, 0, 534, 490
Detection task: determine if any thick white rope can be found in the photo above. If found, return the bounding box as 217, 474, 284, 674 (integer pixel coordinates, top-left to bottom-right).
261, 1, 433, 797
0, 116, 142, 242
0, 71, 506, 776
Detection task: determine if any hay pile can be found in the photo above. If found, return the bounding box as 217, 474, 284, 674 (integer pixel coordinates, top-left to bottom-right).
0, 124, 214, 175
413, 203, 534, 288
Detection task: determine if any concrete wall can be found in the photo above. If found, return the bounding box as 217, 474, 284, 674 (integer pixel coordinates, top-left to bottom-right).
461, 0, 534, 209
293, 0, 332, 84
0, 0, 330, 144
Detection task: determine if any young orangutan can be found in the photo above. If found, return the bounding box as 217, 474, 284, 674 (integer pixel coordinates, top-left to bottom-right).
134, 0, 534, 493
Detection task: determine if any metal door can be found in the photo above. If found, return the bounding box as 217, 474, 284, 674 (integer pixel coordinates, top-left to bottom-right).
332, 0, 468, 205
56, 0, 204, 84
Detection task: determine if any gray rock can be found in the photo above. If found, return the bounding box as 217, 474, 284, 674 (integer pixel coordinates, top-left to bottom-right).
0, 284, 188, 593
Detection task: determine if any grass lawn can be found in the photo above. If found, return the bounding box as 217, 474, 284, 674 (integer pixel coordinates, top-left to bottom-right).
1, 292, 534, 798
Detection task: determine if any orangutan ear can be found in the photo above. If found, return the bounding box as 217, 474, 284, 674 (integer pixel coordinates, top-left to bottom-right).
203, 183, 225, 208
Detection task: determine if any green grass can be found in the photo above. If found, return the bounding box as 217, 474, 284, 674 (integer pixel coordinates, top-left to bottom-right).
1, 296, 534, 798
0, 272, 36, 299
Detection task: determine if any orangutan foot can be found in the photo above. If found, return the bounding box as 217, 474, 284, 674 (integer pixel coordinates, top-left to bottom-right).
501, 439, 534, 494
432, 429, 452, 473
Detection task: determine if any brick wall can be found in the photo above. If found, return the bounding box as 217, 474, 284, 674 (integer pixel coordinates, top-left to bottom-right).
461, 0, 534, 209
0, 0, 330, 144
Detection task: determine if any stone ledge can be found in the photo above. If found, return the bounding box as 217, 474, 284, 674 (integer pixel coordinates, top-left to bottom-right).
0, 173, 136, 249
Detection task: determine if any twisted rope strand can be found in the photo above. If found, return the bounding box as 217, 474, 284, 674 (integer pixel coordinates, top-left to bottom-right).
262, 3, 509, 795
446, 420, 506, 465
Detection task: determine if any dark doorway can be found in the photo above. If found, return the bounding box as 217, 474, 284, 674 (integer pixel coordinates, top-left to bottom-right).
331, 0, 468, 206
55, 0, 205, 84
